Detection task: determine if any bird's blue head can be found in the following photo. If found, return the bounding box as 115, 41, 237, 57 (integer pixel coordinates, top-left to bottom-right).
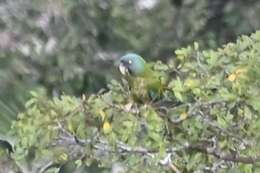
119, 53, 146, 76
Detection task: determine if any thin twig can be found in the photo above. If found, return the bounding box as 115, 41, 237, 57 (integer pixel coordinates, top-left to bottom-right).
38, 161, 60, 173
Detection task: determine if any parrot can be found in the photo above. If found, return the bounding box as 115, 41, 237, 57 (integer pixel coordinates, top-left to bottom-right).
118, 53, 166, 102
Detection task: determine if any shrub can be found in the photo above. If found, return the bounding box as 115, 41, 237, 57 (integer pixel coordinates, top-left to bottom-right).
10, 31, 260, 173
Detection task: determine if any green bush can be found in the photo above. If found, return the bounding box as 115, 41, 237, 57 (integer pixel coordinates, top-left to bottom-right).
1, 0, 260, 135
8, 31, 260, 173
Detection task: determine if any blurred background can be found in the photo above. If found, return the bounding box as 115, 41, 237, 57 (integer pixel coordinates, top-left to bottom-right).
0, 0, 260, 133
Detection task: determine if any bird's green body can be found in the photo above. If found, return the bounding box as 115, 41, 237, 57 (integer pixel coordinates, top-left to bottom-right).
119, 53, 165, 102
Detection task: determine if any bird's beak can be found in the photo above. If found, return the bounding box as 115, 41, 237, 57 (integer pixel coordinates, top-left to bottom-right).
119, 62, 129, 76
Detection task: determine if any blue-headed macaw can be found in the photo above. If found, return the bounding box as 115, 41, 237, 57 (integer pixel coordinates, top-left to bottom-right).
118, 53, 166, 102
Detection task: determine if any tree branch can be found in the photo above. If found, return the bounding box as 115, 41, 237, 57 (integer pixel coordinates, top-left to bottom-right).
186, 142, 260, 164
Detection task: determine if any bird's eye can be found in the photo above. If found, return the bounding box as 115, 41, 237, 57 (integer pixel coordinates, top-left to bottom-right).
128, 60, 132, 64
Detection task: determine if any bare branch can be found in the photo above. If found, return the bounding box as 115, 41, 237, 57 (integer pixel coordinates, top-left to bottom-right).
38, 161, 60, 173
186, 142, 260, 164
159, 153, 182, 173
169, 100, 226, 124
53, 121, 260, 166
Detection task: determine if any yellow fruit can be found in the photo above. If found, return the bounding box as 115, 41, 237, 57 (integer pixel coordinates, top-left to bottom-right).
180, 112, 188, 120
228, 73, 236, 81
103, 121, 112, 134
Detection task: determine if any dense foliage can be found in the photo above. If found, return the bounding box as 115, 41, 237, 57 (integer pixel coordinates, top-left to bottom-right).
1, 1, 260, 172
5, 31, 260, 173
1, 0, 260, 132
